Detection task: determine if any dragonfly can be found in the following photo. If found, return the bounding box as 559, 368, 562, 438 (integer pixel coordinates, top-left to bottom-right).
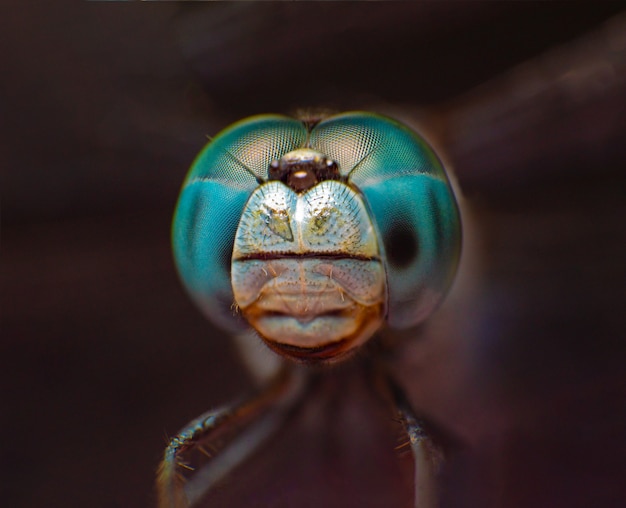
158, 111, 462, 508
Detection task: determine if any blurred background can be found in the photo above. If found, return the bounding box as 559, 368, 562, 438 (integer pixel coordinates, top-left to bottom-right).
2, 2, 625, 507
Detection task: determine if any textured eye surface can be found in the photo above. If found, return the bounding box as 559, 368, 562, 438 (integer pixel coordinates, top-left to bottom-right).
384, 220, 419, 269
173, 111, 461, 359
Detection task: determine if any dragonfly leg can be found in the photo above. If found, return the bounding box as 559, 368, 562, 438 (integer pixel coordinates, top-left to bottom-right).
378, 370, 447, 508
157, 365, 307, 508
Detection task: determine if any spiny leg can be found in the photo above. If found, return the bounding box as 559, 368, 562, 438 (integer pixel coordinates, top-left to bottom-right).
157, 365, 307, 508
376, 367, 447, 508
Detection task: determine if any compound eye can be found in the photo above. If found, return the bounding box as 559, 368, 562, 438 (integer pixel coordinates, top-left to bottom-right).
384, 221, 419, 269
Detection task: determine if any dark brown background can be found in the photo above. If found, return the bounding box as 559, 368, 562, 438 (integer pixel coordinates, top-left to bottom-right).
2, 3, 625, 508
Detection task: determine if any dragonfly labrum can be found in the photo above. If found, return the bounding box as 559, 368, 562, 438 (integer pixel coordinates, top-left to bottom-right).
159, 112, 462, 507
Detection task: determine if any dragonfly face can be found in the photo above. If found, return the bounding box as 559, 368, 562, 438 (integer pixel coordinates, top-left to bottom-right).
172, 112, 461, 363
232, 164, 387, 361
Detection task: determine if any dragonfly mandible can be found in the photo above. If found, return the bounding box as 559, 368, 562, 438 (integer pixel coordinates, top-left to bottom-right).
158, 112, 462, 508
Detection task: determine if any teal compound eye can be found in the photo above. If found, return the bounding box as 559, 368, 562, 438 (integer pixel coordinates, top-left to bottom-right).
172, 112, 461, 362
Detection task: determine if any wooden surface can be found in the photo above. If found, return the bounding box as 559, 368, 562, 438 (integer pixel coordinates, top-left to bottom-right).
2, 3, 625, 508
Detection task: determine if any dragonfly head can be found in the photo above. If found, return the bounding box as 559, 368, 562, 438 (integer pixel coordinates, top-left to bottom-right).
172, 112, 461, 366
